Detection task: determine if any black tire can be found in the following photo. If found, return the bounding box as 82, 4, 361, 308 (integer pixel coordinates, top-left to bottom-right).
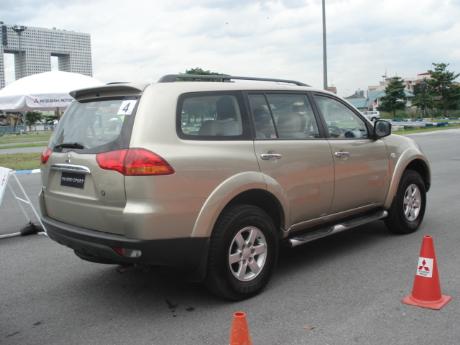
205, 204, 279, 300
385, 170, 426, 234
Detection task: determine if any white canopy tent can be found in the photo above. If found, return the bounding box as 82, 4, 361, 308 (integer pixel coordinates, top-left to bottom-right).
0, 71, 103, 111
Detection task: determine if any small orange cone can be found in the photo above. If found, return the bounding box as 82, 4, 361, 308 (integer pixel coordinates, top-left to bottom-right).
402, 235, 452, 310
229, 312, 252, 345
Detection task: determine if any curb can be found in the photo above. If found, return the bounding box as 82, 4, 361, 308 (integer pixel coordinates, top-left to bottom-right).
14, 169, 41, 175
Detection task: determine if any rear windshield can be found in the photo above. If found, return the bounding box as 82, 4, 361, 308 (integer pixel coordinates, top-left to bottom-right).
50, 97, 138, 153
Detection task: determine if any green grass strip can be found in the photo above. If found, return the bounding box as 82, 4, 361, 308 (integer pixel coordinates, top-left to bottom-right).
0, 152, 41, 170
0, 132, 52, 145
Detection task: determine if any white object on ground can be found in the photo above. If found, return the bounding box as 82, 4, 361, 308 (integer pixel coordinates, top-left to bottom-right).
0, 167, 47, 239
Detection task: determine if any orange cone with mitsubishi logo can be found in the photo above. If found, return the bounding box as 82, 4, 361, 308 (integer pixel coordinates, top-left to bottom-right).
229, 312, 252, 345
402, 235, 452, 310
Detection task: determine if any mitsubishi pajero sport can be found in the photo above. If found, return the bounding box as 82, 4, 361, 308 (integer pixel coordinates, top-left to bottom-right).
40, 75, 430, 300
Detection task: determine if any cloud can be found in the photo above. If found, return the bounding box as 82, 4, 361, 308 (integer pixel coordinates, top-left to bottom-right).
1, 0, 460, 95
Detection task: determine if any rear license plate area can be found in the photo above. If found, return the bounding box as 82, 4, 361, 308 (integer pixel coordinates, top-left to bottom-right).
61, 172, 85, 189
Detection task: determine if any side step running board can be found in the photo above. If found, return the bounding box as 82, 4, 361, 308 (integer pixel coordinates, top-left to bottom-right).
288, 210, 388, 247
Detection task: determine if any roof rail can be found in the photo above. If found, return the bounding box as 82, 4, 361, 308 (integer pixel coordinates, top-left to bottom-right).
158, 74, 309, 87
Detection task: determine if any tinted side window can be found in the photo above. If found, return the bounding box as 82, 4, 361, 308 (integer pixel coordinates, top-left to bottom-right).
248, 94, 277, 139
314, 95, 369, 139
180, 94, 243, 138
266, 94, 319, 139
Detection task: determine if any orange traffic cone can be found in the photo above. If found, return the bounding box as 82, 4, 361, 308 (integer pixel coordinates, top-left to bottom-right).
402, 235, 452, 310
229, 312, 252, 345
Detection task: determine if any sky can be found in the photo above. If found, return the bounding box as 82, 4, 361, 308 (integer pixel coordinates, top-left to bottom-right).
1, 0, 460, 96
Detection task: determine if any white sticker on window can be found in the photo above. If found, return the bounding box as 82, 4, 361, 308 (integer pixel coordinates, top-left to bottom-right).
117, 100, 137, 115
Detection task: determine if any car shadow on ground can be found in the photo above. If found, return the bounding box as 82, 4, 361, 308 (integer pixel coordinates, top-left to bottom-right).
51, 220, 392, 311
276, 220, 390, 276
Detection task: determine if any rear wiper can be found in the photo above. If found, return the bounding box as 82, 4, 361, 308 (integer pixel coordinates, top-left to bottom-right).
54, 142, 85, 150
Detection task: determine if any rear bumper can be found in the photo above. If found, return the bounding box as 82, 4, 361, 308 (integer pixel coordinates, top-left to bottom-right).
42, 216, 209, 280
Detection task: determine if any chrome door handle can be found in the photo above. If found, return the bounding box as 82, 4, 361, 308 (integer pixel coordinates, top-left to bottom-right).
260, 153, 282, 160
334, 151, 350, 159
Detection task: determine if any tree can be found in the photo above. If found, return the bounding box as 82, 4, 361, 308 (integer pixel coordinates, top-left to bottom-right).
7, 113, 23, 131
412, 81, 433, 117
450, 84, 460, 111
426, 63, 460, 117
184, 67, 221, 75
379, 77, 406, 117
25, 111, 42, 131
181, 67, 227, 82
43, 114, 59, 129
43, 114, 58, 124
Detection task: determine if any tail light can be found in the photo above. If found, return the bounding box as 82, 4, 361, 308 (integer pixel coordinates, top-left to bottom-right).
96, 148, 174, 176
40, 147, 52, 164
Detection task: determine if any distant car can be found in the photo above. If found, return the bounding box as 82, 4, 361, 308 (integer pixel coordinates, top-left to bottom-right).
362, 110, 380, 121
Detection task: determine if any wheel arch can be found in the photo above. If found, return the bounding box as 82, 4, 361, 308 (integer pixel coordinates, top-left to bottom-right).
191, 172, 288, 239
405, 159, 431, 191
224, 189, 285, 239
384, 154, 431, 209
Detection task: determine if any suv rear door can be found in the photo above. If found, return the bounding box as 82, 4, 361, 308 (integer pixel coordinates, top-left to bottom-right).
41, 85, 144, 235
312, 93, 390, 214
248, 92, 334, 227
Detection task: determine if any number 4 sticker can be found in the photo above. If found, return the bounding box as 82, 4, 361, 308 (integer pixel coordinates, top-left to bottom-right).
117, 100, 137, 115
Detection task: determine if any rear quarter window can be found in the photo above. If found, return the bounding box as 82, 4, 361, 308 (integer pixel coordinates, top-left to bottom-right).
177, 92, 250, 140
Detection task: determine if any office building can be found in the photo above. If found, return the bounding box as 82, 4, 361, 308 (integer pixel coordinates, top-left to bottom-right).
0, 23, 92, 88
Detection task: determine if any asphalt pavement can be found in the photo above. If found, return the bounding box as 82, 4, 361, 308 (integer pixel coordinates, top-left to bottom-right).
1, 130, 460, 345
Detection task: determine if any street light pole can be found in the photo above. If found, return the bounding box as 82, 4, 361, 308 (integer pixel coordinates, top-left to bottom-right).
322, 0, 328, 90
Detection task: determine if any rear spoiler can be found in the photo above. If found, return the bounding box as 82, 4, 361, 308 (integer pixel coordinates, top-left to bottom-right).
70, 83, 149, 101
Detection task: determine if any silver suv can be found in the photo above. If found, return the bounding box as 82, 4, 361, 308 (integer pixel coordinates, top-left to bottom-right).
40, 75, 430, 300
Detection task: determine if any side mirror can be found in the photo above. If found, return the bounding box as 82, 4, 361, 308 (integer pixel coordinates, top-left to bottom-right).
374, 120, 391, 138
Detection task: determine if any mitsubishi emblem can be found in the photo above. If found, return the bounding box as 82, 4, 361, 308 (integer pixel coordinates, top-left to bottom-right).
65, 153, 71, 164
